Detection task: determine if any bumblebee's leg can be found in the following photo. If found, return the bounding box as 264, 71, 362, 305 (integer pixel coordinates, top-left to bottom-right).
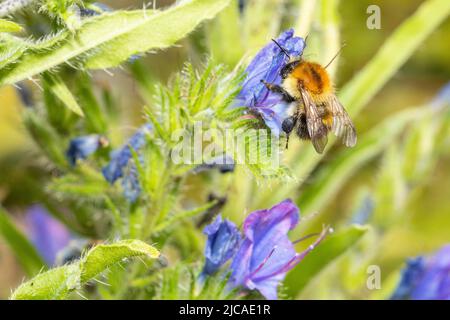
261, 80, 295, 102
281, 116, 297, 149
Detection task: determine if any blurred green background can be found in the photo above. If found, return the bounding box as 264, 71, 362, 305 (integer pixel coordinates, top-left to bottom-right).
0, 0, 449, 299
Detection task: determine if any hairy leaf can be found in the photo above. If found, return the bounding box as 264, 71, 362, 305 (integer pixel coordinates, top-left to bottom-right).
0, 0, 231, 85
42, 73, 84, 116
80, 239, 160, 282
11, 239, 159, 300
0, 19, 23, 33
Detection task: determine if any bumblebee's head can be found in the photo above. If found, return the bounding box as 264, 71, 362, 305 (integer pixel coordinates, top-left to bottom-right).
271, 39, 302, 79
280, 59, 301, 79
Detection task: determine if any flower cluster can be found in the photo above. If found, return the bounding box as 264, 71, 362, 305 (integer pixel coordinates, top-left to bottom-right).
236, 29, 305, 136
391, 244, 450, 300
66, 124, 151, 202
102, 124, 152, 202
102, 124, 152, 184
201, 199, 329, 299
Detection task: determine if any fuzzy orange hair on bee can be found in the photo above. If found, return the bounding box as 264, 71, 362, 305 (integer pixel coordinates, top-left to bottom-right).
261, 39, 357, 153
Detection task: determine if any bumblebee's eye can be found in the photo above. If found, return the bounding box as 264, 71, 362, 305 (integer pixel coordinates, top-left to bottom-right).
280, 60, 300, 79
282, 116, 296, 134
280, 65, 290, 79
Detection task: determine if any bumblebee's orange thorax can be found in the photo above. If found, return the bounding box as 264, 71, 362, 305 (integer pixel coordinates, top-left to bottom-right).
291, 61, 332, 95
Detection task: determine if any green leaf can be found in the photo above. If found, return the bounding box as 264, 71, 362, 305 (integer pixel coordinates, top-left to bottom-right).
0, 207, 46, 276
75, 72, 108, 132
85, 0, 231, 69
11, 264, 82, 300
0, 0, 231, 85
153, 201, 216, 233
10, 239, 160, 300
47, 172, 110, 198
80, 239, 160, 282
0, 19, 23, 33
372, 144, 408, 228
0, 32, 67, 69
23, 111, 67, 168
42, 73, 84, 116
283, 224, 369, 298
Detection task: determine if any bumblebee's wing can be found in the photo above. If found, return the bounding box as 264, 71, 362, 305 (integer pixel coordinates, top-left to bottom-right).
299, 88, 328, 153
328, 95, 357, 147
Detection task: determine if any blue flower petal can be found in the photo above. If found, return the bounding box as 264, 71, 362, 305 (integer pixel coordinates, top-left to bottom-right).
66, 134, 104, 166
392, 244, 450, 300
202, 215, 240, 276
391, 257, 426, 300
121, 164, 141, 203
102, 124, 151, 184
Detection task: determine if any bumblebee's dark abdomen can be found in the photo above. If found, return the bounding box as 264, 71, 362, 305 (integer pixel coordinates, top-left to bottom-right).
296, 114, 310, 140
292, 62, 331, 95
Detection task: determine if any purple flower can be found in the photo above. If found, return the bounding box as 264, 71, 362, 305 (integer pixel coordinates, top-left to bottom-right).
392, 245, 450, 300
229, 199, 329, 299
236, 29, 305, 136
66, 134, 107, 166
201, 215, 241, 276
102, 124, 151, 184
25, 205, 71, 265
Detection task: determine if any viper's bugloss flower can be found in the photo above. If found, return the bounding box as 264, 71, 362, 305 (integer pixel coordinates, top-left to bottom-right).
102, 124, 151, 184
66, 134, 107, 166
236, 29, 305, 136
121, 164, 141, 203
201, 215, 240, 277
229, 199, 329, 300
392, 245, 450, 300
25, 205, 71, 265
391, 257, 426, 300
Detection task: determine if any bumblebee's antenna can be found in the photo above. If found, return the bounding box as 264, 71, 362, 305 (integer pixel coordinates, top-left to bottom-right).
271, 39, 291, 59
324, 43, 346, 69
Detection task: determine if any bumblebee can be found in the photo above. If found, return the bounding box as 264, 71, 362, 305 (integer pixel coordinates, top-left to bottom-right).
261, 40, 357, 153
